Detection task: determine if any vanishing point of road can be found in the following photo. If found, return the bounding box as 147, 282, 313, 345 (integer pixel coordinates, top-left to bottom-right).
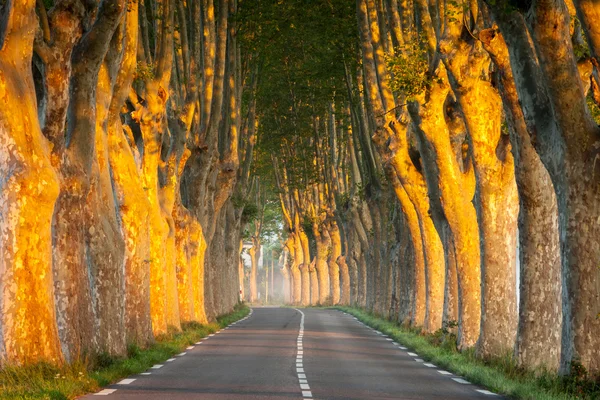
84, 307, 501, 399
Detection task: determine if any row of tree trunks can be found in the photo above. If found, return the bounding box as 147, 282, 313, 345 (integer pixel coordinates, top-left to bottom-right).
0, 0, 247, 365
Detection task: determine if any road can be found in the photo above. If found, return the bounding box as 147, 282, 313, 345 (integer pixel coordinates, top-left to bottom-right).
86, 307, 501, 399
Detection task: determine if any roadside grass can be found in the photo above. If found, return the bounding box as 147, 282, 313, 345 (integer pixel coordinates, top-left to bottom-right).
0, 304, 250, 400
335, 306, 600, 400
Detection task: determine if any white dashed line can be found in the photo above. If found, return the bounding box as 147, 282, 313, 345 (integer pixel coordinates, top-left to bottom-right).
95, 389, 117, 395
399, 346, 407, 350
414, 358, 424, 362
209, 334, 215, 337
476, 389, 498, 396
117, 378, 136, 385
140, 372, 151, 375
166, 358, 176, 362
424, 363, 436, 368
195, 342, 202, 345
386, 338, 393, 341
178, 352, 187, 356
438, 370, 452, 375
294, 309, 312, 398
452, 378, 471, 384
187, 346, 194, 350
407, 352, 418, 356
151, 364, 163, 369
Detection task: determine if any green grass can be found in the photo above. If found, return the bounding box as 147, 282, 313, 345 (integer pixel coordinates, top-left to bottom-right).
0, 304, 250, 400
335, 306, 600, 400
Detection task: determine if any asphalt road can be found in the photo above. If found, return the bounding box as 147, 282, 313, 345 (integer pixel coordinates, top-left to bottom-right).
85, 307, 502, 399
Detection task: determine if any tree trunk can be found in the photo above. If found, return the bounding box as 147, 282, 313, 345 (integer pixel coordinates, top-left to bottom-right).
249, 239, 259, 303
481, 24, 563, 371
314, 225, 332, 305
328, 221, 342, 305
530, 0, 600, 373
338, 256, 351, 305
0, 0, 62, 363
409, 71, 482, 348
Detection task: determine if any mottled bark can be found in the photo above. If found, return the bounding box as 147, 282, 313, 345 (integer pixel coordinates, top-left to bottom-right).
440, 3, 518, 356
409, 69, 482, 348
530, 0, 600, 373
338, 256, 351, 305
389, 177, 426, 327
314, 225, 332, 305
481, 24, 562, 371
0, 0, 62, 364
106, 2, 153, 346
328, 221, 342, 305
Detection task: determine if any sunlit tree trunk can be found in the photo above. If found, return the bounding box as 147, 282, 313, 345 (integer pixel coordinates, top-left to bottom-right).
440, 5, 519, 356
0, 0, 62, 364
328, 221, 342, 305
314, 224, 332, 305
105, 1, 153, 346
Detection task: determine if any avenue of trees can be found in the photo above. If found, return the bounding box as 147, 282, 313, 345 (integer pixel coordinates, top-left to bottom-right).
0, 0, 599, 384
0, 0, 256, 365
243, 0, 600, 378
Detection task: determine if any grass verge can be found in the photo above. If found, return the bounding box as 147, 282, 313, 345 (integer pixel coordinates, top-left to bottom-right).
0, 303, 250, 400
335, 306, 600, 400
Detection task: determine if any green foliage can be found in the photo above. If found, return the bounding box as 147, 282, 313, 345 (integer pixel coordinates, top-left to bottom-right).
238, 0, 358, 189
385, 40, 429, 99
429, 320, 458, 353
0, 305, 250, 399
134, 62, 155, 84
586, 94, 600, 125
242, 203, 259, 223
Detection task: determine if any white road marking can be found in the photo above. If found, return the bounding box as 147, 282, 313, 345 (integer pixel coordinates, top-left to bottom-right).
166, 358, 176, 362
209, 334, 215, 337
95, 389, 117, 395
438, 370, 452, 375
392, 342, 398, 345
117, 378, 136, 385
294, 309, 313, 399
424, 363, 436, 368
140, 372, 151, 375
408, 352, 418, 356
195, 342, 202, 345
476, 390, 498, 396
151, 364, 163, 369
386, 338, 393, 341
178, 352, 187, 356
452, 378, 471, 384
187, 346, 194, 350
414, 358, 424, 362
399, 346, 407, 350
